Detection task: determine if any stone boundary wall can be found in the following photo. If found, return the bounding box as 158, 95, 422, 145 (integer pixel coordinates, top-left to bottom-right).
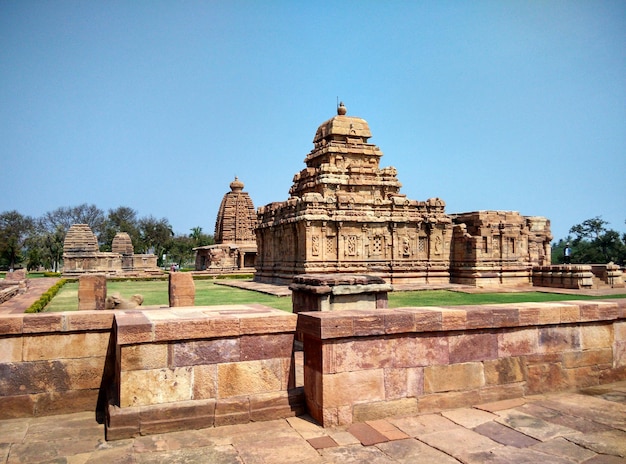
0, 285, 19, 304
105, 305, 303, 440
297, 299, 626, 427
2, 299, 625, 440
0, 311, 114, 418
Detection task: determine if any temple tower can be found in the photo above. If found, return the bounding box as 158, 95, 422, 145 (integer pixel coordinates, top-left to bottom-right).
194, 177, 257, 271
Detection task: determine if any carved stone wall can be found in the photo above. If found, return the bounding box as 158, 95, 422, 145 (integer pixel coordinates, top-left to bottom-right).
255, 104, 553, 287
256, 103, 454, 285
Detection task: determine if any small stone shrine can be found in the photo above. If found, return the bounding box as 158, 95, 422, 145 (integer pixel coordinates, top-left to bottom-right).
255, 103, 552, 286
62, 224, 160, 277
194, 177, 257, 272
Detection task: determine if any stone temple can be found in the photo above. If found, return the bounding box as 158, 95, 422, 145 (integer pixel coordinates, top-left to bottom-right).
194, 177, 257, 272
62, 224, 159, 276
255, 103, 552, 286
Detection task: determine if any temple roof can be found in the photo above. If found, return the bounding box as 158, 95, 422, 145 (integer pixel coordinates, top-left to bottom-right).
313, 102, 372, 144
63, 224, 99, 253
214, 177, 257, 244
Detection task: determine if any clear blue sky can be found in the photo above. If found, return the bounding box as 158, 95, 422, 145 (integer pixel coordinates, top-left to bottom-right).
2, 1, 625, 242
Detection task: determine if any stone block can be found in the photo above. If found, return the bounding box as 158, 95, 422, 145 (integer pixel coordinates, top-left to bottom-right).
352, 313, 385, 336
65, 356, 106, 390
0, 360, 68, 395
217, 359, 283, 398
78, 274, 107, 310
249, 390, 304, 422
139, 399, 215, 434
0, 394, 35, 419
168, 272, 195, 307
526, 362, 567, 394
238, 309, 297, 335
22, 314, 63, 333
0, 336, 22, 362
115, 312, 153, 345
191, 364, 217, 400
538, 326, 581, 353
120, 343, 168, 371
418, 390, 481, 413
465, 307, 494, 329
0, 315, 23, 335
579, 301, 618, 321
438, 307, 467, 331
384, 367, 408, 399
171, 338, 240, 367
580, 324, 613, 350
66, 311, 114, 331
105, 404, 140, 440
392, 334, 449, 368
353, 398, 418, 424
214, 396, 250, 426
478, 383, 526, 404
424, 362, 485, 393
449, 332, 498, 363
483, 357, 525, 385
384, 311, 416, 334
240, 333, 293, 361
322, 369, 385, 408
562, 348, 613, 368
498, 328, 538, 357
120, 367, 192, 407
33, 389, 99, 416
330, 338, 393, 373
22, 332, 109, 361
406, 367, 424, 397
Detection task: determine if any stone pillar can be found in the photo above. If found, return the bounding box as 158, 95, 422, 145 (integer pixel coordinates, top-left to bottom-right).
169, 272, 195, 307
289, 274, 393, 313
78, 274, 107, 310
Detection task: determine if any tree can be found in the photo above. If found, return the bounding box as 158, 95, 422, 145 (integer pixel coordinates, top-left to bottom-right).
101, 206, 140, 251
0, 211, 34, 269
167, 234, 195, 269
41, 204, 106, 237
189, 226, 214, 248
566, 216, 626, 265
138, 216, 173, 266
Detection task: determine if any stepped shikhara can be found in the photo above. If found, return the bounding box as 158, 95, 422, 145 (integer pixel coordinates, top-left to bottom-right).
255, 103, 552, 286
194, 177, 257, 272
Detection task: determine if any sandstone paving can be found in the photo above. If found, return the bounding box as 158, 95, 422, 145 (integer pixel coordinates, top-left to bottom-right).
2, 383, 626, 463
494, 408, 580, 441
529, 437, 598, 463
441, 406, 498, 428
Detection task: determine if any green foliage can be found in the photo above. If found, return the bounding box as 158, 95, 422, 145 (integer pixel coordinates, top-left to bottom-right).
0, 210, 35, 269
26, 279, 67, 313
565, 216, 626, 265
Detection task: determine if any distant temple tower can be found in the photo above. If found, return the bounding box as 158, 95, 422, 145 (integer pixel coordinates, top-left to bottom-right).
194, 177, 257, 271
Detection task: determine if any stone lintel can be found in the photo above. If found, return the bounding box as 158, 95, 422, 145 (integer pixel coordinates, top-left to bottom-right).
115, 306, 296, 345
297, 300, 624, 340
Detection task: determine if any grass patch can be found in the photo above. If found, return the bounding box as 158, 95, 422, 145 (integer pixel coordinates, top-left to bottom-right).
44, 279, 626, 313
388, 290, 626, 307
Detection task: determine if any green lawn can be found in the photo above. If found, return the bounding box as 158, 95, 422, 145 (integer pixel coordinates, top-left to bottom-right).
44, 279, 626, 313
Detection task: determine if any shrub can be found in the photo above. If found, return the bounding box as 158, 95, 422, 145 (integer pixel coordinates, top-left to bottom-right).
26, 279, 67, 313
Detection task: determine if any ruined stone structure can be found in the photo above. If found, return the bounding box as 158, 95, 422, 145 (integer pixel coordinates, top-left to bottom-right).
194, 177, 257, 272
62, 224, 160, 277
255, 103, 552, 286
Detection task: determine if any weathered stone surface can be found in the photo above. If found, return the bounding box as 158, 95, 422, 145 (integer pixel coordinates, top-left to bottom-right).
121, 343, 168, 371
78, 274, 107, 311
424, 362, 485, 393
0, 337, 22, 362
449, 332, 498, 363
322, 369, 385, 408
484, 357, 525, 385
120, 367, 193, 407
168, 272, 195, 307
217, 359, 284, 398
22, 332, 109, 361
352, 398, 418, 423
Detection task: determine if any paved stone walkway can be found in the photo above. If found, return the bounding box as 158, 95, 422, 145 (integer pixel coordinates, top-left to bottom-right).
2, 381, 625, 463
0, 278, 59, 314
